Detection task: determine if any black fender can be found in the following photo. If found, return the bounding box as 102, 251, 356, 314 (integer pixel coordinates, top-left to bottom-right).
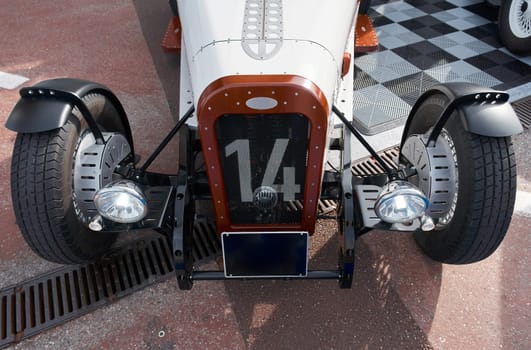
5, 78, 134, 152
400, 82, 523, 147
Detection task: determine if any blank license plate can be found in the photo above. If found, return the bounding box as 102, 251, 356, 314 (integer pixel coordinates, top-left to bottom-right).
222, 232, 309, 278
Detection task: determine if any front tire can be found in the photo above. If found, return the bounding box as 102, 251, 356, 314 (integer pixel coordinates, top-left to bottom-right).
11, 94, 131, 264
402, 94, 517, 264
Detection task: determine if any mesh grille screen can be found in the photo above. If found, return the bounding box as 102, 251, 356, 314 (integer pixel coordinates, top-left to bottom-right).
216, 114, 309, 225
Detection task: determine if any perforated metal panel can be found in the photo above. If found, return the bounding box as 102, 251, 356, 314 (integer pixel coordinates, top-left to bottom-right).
242, 0, 283, 60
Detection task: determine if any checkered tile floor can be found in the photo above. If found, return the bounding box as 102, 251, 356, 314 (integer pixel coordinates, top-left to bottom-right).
353, 0, 531, 135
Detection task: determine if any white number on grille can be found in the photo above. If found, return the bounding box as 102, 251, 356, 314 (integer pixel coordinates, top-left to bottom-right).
225, 138, 300, 202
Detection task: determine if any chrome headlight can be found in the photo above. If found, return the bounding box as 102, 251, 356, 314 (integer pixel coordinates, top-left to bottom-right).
93, 180, 148, 224
374, 180, 428, 224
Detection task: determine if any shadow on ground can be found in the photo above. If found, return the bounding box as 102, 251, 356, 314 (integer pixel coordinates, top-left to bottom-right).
223, 225, 442, 349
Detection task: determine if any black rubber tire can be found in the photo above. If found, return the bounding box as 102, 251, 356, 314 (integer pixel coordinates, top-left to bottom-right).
403, 94, 517, 264
11, 94, 130, 264
498, 0, 531, 54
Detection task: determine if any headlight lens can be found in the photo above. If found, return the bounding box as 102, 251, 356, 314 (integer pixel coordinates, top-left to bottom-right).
93, 180, 148, 223
374, 180, 428, 224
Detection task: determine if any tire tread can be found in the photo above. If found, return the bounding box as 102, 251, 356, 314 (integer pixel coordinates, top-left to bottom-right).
407, 94, 517, 264
10, 94, 121, 264
446, 135, 516, 264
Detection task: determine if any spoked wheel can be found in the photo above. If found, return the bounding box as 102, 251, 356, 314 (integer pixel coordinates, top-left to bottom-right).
11, 94, 133, 264
498, 0, 531, 53
400, 94, 517, 264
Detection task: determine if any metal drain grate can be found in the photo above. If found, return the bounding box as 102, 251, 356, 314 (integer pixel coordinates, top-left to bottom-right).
191, 219, 221, 263
318, 199, 337, 214
0, 236, 174, 349
352, 147, 400, 177
0, 218, 219, 349
513, 97, 531, 129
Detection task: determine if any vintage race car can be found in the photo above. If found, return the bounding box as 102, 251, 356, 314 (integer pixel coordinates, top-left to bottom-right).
5, 0, 523, 289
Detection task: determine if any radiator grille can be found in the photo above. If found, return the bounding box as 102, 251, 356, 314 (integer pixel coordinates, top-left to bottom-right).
216, 114, 309, 225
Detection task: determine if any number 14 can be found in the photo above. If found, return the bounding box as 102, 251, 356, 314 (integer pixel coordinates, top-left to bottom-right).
225, 139, 301, 202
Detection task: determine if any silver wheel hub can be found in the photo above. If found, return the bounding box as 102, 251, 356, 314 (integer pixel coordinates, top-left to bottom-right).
72, 131, 132, 224
401, 131, 458, 224
509, 0, 531, 38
